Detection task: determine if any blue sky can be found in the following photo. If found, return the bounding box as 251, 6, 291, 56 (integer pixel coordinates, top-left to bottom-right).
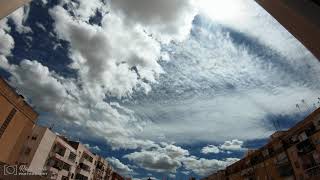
1, 0, 320, 179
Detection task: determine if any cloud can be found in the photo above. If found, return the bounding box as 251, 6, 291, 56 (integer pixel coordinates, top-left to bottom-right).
129, 14, 320, 144
50, 5, 162, 98
109, 0, 197, 42
201, 139, 246, 154
8, 6, 32, 33
1, 58, 149, 150
201, 145, 220, 154
124, 143, 239, 176
84, 144, 101, 153
124, 143, 189, 173
35, 22, 46, 31
220, 139, 246, 151
107, 157, 134, 176
0, 26, 14, 56
181, 156, 239, 176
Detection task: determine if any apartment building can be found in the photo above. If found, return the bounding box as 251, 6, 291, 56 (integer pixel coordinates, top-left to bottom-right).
94, 156, 113, 180
18, 126, 78, 180
111, 172, 124, 180
0, 77, 38, 165
255, 0, 320, 60
18, 125, 122, 180
203, 108, 320, 180
67, 141, 97, 180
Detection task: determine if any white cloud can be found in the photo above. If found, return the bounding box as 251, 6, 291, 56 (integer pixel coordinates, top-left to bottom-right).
220, 139, 246, 151
124, 143, 189, 173
130, 11, 320, 144
124, 143, 239, 176
35, 22, 46, 31
84, 143, 101, 153
109, 0, 197, 42
181, 156, 239, 176
0, 59, 150, 150
50, 5, 162, 98
8, 6, 32, 33
0, 27, 14, 56
202, 140, 246, 154
107, 157, 134, 176
201, 145, 220, 154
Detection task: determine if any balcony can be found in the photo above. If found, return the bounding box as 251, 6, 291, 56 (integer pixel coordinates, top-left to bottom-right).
306, 165, 320, 177
76, 166, 90, 178
297, 139, 315, 155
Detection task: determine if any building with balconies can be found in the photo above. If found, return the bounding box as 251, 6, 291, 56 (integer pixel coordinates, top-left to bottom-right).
94, 156, 111, 180
68, 141, 97, 180
18, 126, 78, 180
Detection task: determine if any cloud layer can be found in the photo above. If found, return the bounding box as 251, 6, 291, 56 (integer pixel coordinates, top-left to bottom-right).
1, 0, 320, 178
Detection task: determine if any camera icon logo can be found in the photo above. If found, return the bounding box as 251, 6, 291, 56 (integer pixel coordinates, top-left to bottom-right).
4, 165, 18, 175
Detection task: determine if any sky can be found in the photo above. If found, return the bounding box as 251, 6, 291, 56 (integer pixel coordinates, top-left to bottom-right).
1, 0, 320, 179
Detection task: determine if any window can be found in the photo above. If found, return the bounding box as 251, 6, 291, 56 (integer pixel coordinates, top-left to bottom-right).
24, 147, 31, 155
62, 163, 71, 171
0, 108, 17, 138
79, 163, 91, 172
31, 135, 38, 140
53, 143, 66, 157
68, 152, 77, 162
75, 173, 88, 180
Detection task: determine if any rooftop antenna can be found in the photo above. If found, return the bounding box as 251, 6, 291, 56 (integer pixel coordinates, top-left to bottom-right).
296, 104, 302, 113
50, 90, 69, 130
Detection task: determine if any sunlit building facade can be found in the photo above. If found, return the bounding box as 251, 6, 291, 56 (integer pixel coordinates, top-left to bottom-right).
18, 125, 121, 180
0, 77, 38, 165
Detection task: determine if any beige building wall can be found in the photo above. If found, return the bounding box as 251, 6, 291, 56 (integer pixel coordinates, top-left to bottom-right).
0, 0, 30, 19
255, 0, 320, 60
19, 126, 56, 174
19, 126, 82, 180
0, 77, 38, 165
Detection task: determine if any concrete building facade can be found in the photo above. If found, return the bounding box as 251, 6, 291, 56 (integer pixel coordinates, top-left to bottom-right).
0, 77, 38, 165
255, 0, 320, 60
19, 126, 78, 180
18, 125, 119, 180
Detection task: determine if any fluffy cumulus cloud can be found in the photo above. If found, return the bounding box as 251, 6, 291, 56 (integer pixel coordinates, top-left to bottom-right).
107, 157, 134, 176
0, 0, 198, 152
181, 156, 239, 176
84, 143, 101, 153
109, 0, 197, 42
0, 18, 14, 70
124, 143, 189, 173
49, 4, 162, 98
124, 143, 239, 176
220, 139, 246, 151
201, 140, 246, 154
201, 145, 220, 154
